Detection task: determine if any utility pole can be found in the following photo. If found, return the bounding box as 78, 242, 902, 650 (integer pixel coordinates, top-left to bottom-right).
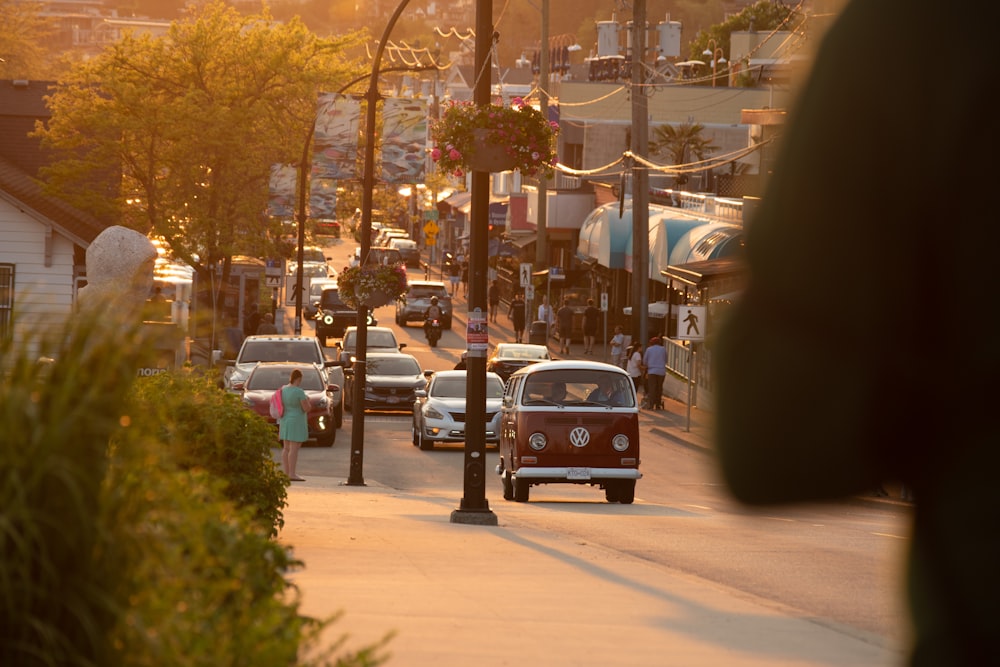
630, 0, 649, 349
451, 0, 498, 525
534, 0, 549, 319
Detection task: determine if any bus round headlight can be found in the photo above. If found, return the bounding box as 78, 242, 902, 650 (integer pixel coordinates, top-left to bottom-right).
323, 315, 334, 325
528, 432, 547, 450
612, 434, 630, 451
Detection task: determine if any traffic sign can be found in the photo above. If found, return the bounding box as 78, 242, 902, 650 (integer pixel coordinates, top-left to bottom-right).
264, 275, 282, 288
675, 306, 706, 341
424, 221, 439, 235
425, 236, 436, 247
519, 263, 532, 287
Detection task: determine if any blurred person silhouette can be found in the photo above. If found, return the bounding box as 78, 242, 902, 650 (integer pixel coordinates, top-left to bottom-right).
713, 2, 1000, 664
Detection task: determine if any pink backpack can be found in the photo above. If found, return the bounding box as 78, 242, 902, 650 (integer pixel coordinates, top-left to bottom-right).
269, 385, 285, 420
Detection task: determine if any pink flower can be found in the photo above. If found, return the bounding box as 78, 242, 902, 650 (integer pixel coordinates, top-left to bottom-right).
431, 147, 441, 160
448, 148, 462, 161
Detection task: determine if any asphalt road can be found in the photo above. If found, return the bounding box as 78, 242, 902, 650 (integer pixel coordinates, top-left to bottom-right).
279, 239, 912, 663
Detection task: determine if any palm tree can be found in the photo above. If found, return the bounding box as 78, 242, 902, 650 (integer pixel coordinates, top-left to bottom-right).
649, 122, 718, 188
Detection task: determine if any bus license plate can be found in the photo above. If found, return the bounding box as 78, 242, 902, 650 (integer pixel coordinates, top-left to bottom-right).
567, 467, 591, 480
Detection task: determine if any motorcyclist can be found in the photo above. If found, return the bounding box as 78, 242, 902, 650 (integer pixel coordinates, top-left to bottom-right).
423, 296, 444, 338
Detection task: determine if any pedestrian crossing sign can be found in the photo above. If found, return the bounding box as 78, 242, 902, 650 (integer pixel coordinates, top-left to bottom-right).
674, 306, 706, 341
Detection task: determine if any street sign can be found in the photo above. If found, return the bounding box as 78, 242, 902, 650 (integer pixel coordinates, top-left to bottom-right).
424, 209, 439, 220
600, 292, 608, 312
549, 266, 565, 280
674, 306, 706, 341
423, 221, 439, 236
425, 236, 436, 247
265, 258, 283, 277
519, 263, 532, 287
524, 284, 534, 301
264, 275, 282, 288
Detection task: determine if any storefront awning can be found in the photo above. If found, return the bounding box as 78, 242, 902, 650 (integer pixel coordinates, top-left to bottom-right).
575, 203, 632, 269
507, 233, 537, 248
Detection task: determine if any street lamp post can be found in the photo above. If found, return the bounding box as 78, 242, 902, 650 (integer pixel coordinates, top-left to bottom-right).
346, 0, 415, 487
702, 39, 726, 87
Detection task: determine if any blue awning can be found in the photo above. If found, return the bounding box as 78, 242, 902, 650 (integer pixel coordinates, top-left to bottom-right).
576, 203, 633, 269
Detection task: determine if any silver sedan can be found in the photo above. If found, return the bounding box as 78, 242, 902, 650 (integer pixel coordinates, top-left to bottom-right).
411, 370, 506, 451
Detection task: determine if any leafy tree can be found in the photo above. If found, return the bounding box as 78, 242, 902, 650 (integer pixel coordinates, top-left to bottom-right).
649, 121, 718, 187
35, 0, 366, 336
689, 0, 803, 73
0, 0, 58, 78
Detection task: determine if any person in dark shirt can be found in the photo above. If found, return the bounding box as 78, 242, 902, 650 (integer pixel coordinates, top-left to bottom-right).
508, 292, 527, 343
713, 2, 1000, 663
582, 298, 600, 354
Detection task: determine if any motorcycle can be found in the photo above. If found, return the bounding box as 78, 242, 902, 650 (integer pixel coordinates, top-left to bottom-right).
424, 318, 442, 347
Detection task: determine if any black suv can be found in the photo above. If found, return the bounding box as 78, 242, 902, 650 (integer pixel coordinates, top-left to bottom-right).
315, 286, 361, 346
395, 280, 452, 329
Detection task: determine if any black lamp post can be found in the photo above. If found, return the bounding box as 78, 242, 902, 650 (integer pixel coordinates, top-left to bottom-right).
346, 0, 415, 486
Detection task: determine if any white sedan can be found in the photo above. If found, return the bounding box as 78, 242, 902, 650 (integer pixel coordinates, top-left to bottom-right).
412, 370, 506, 451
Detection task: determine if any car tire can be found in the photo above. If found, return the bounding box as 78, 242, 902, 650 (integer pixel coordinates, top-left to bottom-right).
317, 334, 326, 347
412, 422, 420, 446
317, 430, 336, 447
334, 402, 343, 429
502, 467, 514, 501
444, 317, 452, 329
396, 313, 404, 326
513, 475, 530, 502
418, 430, 434, 451
617, 480, 636, 505
604, 483, 621, 503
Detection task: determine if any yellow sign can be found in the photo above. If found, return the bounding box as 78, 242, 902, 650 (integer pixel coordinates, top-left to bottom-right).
423, 221, 439, 235
425, 236, 436, 246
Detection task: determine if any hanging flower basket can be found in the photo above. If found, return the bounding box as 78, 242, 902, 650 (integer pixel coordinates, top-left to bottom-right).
336, 263, 407, 310
430, 98, 559, 178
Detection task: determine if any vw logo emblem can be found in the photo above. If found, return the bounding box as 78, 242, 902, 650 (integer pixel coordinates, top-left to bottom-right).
569, 427, 590, 448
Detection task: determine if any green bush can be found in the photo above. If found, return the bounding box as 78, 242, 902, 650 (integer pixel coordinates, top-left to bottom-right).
128, 369, 288, 536
0, 310, 391, 666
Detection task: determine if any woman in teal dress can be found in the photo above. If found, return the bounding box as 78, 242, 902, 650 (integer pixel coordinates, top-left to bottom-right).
278, 368, 311, 481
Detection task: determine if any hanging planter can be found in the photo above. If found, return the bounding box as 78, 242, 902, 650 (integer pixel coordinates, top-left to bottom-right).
430, 98, 559, 178
336, 263, 407, 310
468, 128, 519, 173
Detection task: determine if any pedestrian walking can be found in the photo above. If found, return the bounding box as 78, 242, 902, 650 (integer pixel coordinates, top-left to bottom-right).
642, 335, 666, 410
556, 298, 574, 355
460, 260, 469, 297
582, 298, 600, 354
625, 341, 644, 393
447, 259, 461, 296
488, 280, 501, 323
508, 292, 527, 342
537, 296, 554, 339
278, 368, 311, 482
610, 325, 626, 367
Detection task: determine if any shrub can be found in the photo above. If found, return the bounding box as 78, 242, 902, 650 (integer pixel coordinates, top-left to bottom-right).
0, 310, 391, 666
128, 369, 288, 536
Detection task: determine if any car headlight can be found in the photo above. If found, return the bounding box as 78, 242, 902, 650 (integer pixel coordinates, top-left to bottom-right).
242, 397, 254, 407
528, 432, 547, 450
612, 434, 630, 451
424, 406, 445, 420
323, 314, 334, 325
316, 397, 329, 408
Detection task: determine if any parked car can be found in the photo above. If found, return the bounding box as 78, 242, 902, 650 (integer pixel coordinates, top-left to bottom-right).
314, 285, 375, 345
340, 326, 405, 366
496, 360, 640, 503
395, 280, 452, 329
485, 343, 551, 382
238, 362, 338, 446
343, 351, 426, 412
388, 237, 422, 268
363, 246, 403, 267
219, 334, 340, 393
412, 370, 506, 450
375, 227, 409, 247
289, 246, 331, 278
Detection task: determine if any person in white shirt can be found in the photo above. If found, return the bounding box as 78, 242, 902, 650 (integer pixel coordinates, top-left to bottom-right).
537, 296, 553, 338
